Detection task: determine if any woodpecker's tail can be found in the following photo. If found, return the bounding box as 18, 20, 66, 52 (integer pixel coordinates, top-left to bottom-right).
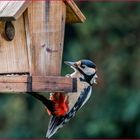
46, 110, 74, 138
46, 116, 64, 138
27, 92, 55, 113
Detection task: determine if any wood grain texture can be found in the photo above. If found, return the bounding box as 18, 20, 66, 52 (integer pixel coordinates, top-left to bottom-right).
0, 75, 29, 83
65, 0, 86, 23
32, 76, 77, 92
0, 15, 29, 74
0, 75, 29, 93
0, 75, 76, 93
27, 1, 66, 76
0, 1, 85, 23
0, 83, 27, 93
0, 1, 31, 20
24, 9, 32, 75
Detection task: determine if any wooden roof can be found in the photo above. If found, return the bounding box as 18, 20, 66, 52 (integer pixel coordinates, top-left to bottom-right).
65, 0, 86, 23
0, 1, 31, 21
0, 0, 86, 23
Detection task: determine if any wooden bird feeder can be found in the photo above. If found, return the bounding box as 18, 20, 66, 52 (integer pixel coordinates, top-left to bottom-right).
0, 0, 86, 93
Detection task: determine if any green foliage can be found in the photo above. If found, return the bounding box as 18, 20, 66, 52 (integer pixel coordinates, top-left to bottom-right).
0, 3, 140, 138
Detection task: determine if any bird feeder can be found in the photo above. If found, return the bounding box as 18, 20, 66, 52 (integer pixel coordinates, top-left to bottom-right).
0, 0, 86, 93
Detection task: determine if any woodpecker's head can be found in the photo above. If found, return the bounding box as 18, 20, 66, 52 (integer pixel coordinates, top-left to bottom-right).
65, 59, 98, 85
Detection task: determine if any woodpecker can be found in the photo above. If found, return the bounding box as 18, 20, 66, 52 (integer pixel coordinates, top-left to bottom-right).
27, 59, 97, 138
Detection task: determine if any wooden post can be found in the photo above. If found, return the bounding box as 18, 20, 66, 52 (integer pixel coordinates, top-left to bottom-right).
26, 1, 66, 76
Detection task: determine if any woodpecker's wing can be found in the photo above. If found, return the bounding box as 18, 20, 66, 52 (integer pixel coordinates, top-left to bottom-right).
46, 86, 91, 138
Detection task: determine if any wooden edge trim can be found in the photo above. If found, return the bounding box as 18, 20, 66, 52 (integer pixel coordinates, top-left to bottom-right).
14, 1, 31, 20
0, 1, 31, 21
0, 75, 77, 93
32, 76, 77, 93
64, 0, 86, 23
0, 75, 29, 83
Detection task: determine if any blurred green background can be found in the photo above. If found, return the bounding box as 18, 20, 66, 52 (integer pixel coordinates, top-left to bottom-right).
0, 2, 140, 138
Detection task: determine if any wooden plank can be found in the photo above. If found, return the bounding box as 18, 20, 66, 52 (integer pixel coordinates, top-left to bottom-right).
27, 1, 66, 76
32, 76, 72, 83
0, 75, 29, 83
65, 0, 86, 23
0, 2, 9, 13
32, 76, 77, 92
24, 9, 32, 75
0, 75, 30, 92
0, 1, 31, 20
0, 15, 29, 73
0, 83, 27, 93
0, 75, 76, 93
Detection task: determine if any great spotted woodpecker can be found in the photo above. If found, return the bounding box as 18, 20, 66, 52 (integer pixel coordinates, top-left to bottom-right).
27, 59, 97, 138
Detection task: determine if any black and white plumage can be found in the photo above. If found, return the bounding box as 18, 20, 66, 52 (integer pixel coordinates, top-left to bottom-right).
46, 59, 97, 138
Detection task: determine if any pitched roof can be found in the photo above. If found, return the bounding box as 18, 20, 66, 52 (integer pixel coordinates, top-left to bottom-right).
0, 1, 31, 20
65, 0, 86, 23
0, 0, 86, 23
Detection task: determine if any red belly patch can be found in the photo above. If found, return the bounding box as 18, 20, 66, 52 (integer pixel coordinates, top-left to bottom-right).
48, 93, 69, 117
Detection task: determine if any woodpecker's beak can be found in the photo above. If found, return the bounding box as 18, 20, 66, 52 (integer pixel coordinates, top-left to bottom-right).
64, 61, 77, 68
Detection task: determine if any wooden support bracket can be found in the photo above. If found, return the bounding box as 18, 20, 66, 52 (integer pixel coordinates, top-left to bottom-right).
32, 76, 77, 93
0, 75, 77, 93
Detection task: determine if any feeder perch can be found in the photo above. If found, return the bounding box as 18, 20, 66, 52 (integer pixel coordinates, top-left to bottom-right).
0, 0, 86, 93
